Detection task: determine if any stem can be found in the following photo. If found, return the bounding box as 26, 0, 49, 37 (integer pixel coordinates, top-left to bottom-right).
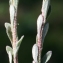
37, 34, 42, 63
37, 15, 45, 63
13, 54, 18, 63
12, 10, 18, 63
9, 0, 19, 63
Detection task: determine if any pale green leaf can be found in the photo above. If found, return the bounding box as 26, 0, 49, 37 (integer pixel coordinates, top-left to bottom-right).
4, 23, 12, 44
8, 52, 12, 63
41, 0, 50, 19
32, 44, 38, 62
6, 46, 13, 63
6, 46, 13, 55
42, 51, 52, 63
15, 35, 24, 54
9, 0, 19, 10
13, 0, 19, 10
42, 23, 49, 43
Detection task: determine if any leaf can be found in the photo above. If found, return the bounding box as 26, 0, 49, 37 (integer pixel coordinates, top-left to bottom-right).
9, 5, 15, 29
16, 35, 24, 49
41, 0, 50, 19
42, 51, 52, 63
6, 46, 13, 63
9, 0, 19, 10
37, 14, 43, 34
6, 46, 13, 55
13, 0, 19, 10
8, 51, 12, 63
15, 35, 24, 54
32, 44, 38, 63
4, 23, 12, 44
42, 23, 49, 43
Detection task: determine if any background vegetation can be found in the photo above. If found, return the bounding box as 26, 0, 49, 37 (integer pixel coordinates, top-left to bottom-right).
0, 0, 63, 63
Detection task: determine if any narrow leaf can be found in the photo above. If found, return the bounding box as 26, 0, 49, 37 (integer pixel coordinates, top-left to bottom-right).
42, 23, 49, 43
6, 46, 13, 63
42, 51, 52, 63
8, 52, 12, 63
9, 4, 15, 29
37, 14, 43, 35
13, 0, 19, 10
32, 44, 38, 63
15, 35, 24, 54
41, 0, 50, 19
4, 23, 12, 44
6, 46, 13, 55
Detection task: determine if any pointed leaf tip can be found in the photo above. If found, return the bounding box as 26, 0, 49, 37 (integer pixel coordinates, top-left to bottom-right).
42, 51, 52, 63
16, 35, 24, 47
14, 35, 24, 55
45, 51, 52, 63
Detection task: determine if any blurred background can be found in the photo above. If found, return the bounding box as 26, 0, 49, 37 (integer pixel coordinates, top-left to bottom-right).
0, 0, 63, 63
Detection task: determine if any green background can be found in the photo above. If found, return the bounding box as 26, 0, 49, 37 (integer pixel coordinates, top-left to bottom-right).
0, 0, 63, 63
